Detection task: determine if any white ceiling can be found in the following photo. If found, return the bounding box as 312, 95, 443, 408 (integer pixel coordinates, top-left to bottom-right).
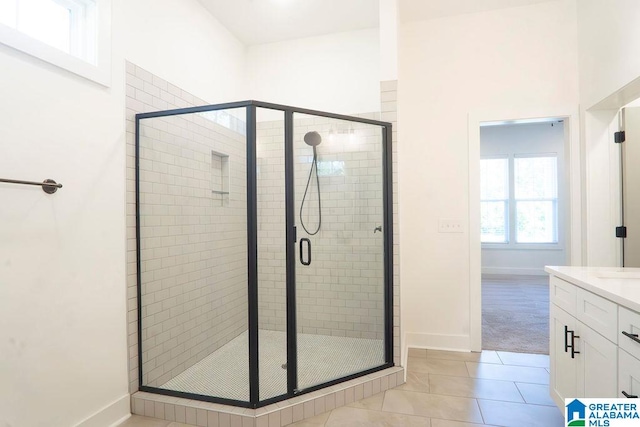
198, 0, 560, 46
197, 0, 380, 46
399, 0, 559, 23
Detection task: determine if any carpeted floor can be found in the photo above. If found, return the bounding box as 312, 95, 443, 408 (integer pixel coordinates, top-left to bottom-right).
482, 274, 549, 354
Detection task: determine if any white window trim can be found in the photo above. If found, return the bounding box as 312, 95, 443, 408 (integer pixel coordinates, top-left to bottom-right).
0, 0, 111, 87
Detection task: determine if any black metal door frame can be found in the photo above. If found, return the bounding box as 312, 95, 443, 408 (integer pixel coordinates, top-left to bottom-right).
284, 110, 298, 397
136, 100, 393, 409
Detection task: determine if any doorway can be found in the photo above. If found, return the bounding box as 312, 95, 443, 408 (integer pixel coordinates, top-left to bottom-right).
468, 110, 581, 353
480, 121, 565, 354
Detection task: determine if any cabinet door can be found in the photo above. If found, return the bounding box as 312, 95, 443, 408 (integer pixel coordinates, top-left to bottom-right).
576, 320, 617, 397
551, 304, 577, 407
619, 306, 640, 360
619, 349, 640, 398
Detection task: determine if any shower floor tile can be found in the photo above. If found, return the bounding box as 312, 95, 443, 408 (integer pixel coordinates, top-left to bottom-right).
160, 330, 384, 402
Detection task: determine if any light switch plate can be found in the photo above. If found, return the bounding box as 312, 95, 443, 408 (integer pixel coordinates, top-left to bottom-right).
438, 219, 464, 233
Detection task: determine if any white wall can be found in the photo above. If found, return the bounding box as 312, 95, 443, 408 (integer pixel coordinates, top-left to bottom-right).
398, 0, 579, 351
576, 0, 640, 267
120, 0, 247, 104
582, 108, 622, 267
623, 107, 640, 267
480, 122, 567, 276
246, 29, 381, 114
379, 0, 399, 81
0, 1, 246, 426
577, 0, 640, 110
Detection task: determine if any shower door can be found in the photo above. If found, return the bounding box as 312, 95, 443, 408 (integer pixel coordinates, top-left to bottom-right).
290, 112, 389, 392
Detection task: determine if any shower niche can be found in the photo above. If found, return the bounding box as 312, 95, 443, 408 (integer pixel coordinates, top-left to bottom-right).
210, 150, 230, 201
135, 101, 393, 408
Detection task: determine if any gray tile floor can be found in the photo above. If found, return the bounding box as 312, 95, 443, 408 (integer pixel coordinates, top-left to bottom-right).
118, 349, 564, 427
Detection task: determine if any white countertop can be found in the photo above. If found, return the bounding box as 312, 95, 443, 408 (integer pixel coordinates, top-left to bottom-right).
545, 266, 640, 312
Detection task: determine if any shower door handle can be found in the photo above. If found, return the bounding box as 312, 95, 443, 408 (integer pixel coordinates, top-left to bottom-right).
300, 238, 311, 266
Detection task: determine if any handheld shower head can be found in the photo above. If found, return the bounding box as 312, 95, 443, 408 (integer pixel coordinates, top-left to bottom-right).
304, 131, 322, 147
300, 131, 322, 236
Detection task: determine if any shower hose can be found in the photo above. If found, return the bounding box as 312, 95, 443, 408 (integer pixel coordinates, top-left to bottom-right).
299, 148, 321, 235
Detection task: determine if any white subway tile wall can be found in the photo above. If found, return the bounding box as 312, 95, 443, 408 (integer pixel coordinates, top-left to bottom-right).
125, 63, 251, 394
138, 111, 250, 392
255, 114, 386, 343
125, 62, 402, 411
255, 114, 286, 338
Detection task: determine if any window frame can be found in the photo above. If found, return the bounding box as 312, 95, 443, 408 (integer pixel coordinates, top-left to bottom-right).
481, 152, 562, 250
0, 0, 111, 86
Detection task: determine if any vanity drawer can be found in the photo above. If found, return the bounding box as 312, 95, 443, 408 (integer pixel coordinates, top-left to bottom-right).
577, 288, 618, 342
620, 307, 640, 359
550, 276, 577, 316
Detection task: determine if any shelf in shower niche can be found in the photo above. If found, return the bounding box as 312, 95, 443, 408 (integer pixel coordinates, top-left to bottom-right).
211, 150, 230, 205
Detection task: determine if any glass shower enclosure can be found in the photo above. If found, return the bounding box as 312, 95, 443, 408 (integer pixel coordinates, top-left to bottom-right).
135, 101, 393, 408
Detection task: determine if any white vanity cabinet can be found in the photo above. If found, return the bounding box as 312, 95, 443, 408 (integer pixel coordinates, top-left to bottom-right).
549, 275, 617, 408
547, 267, 640, 411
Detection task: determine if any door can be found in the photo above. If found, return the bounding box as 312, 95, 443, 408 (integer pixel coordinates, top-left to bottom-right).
622, 107, 640, 266
619, 348, 640, 398
576, 321, 617, 398
291, 112, 389, 392
551, 304, 577, 406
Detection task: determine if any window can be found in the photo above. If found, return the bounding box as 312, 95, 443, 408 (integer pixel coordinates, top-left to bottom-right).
480, 157, 509, 243
481, 154, 559, 244
514, 156, 558, 243
0, 0, 110, 85
317, 160, 345, 176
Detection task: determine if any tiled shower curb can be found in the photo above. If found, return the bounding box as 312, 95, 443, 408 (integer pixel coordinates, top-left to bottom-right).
131, 366, 404, 426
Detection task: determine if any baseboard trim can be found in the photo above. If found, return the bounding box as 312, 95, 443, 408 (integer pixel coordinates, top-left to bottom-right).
482, 267, 546, 276
109, 414, 131, 427
404, 332, 471, 352
74, 394, 130, 427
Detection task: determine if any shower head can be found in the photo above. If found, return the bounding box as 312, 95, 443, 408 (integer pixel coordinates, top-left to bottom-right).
304, 131, 322, 147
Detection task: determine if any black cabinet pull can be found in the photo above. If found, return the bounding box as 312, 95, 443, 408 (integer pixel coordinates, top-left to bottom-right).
566, 328, 580, 359
571, 331, 580, 359
623, 391, 638, 398
564, 325, 570, 353
299, 238, 311, 266
622, 331, 640, 344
